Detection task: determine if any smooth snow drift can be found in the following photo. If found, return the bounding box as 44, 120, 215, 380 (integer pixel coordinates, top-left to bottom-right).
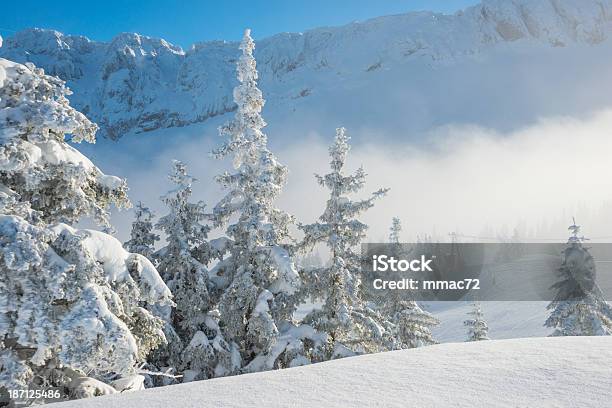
53, 336, 612, 408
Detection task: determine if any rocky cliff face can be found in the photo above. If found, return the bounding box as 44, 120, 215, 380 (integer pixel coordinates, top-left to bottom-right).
2, 0, 611, 139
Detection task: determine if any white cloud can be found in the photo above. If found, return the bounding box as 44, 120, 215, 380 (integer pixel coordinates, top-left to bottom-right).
105, 108, 612, 245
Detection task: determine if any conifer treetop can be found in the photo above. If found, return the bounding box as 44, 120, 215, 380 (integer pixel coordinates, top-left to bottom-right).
214, 28, 267, 161
211, 29, 292, 247
389, 217, 402, 244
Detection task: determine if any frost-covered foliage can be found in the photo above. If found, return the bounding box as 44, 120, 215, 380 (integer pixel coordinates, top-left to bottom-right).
391, 301, 439, 348
300, 127, 390, 357
211, 30, 303, 372
245, 321, 328, 371
0, 58, 171, 401
124, 201, 159, 259
546, 222, 612, 336
0, 58, 128, 229
0, 196, 171, 397
152, 160, 237, 382
464, 302, 490, 341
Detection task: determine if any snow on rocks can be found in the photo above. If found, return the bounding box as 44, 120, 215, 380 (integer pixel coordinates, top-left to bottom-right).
68, 377, 118, 399
112, 375, 146, 393
3, 1, 612, 138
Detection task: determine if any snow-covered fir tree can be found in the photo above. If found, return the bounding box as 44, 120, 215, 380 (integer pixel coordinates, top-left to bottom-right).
464, 301, 490, 341
391, 302, 439, 348
384, 217, 438, 349
211, 29, 316, 373
545, 221, 612, 336
300, 127, 392, 358
389, 217, 402, 244
155, 160, 212, 333
152, 160, 238, 382
0, 58, 172, 401
124, 201, 159, 259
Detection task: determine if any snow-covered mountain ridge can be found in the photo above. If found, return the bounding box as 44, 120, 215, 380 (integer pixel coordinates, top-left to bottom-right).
2, 0, 612, 139
53, 336, 612, 407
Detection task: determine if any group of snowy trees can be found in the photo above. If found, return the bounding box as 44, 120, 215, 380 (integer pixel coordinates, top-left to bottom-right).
461, 219, 612, 341
0, 29, 436, 403
120, 31, 441, 384
2, 27, 612, 405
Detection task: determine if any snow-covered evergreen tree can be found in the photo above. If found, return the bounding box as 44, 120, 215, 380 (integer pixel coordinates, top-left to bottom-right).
389, 217, 402, 244
464, 301, 490, 341
0, 58, 172, 401
391, 302, 439, 348
155, 160, 212, 333
300, 127, 391, 358
211, 30, 305, 372
545, 221, 612, 336
152, 160, 237, 382
124, 201, 159, 259
384, 217, 439, 349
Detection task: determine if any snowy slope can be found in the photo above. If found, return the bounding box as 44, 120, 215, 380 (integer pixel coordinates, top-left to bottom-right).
430, 301, 552, 342
3, 0, 612, 139
53, 336, 612, 407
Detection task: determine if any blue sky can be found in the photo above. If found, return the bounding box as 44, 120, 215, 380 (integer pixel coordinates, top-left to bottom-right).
1, 0, 478, 48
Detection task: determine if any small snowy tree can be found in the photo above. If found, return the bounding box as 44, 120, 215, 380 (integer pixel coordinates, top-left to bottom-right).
300, 127, 391, 358
152, 160, 237, 382
384, 217, 438, 349
391, 302, 439, 348
0, 58, 171, 402
211, 30, 305, 372
464, 301, 490, 341
545, 221, 612, 336
124, 201, 159, 259
389, 217, 402, 244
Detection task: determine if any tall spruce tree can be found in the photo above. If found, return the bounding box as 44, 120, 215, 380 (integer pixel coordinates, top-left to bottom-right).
300, 127, 392, 358
211, 30, 302, 372
545, 221, 612, 336
0, 58, 172, 401
464, 301, 490, 341
152, 160, 237, 382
